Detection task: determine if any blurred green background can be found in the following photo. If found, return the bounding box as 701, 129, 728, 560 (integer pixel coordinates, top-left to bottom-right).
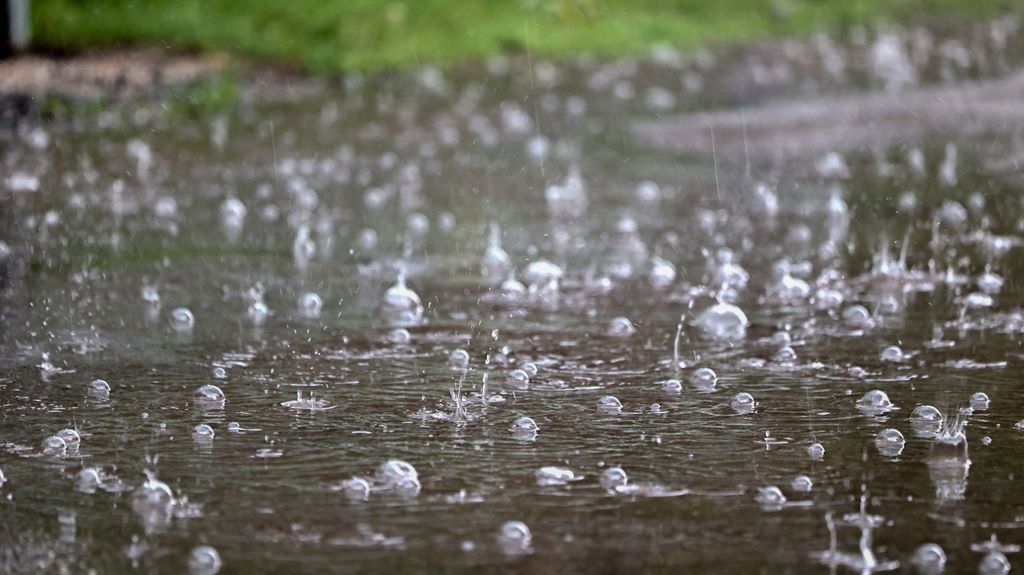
31, 0, 1019, 72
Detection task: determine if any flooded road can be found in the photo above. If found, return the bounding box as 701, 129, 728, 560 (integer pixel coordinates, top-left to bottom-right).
3, 19, 1024, 574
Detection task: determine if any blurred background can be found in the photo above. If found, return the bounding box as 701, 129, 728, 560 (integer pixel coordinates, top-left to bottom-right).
4, 0, 1018, 71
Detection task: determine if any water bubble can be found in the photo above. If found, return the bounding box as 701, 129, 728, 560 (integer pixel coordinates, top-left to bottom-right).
755, 485, 787, 510
842, 305, 873, 328
773, 346, 798, 364
535, 466, 576, 486
507, 369, 530, 388
857, 390, 895, 413
56, 428, 81, 448
511, 416, 539, 433
970, 392, 991, 410
911, 543, 946, 575
226, 422, 241, 433
194, 385, 226, 406
170, 307, 195, 332
380, 275, 424, 324
607, 316, 636, 337
212, 367, 227, 380
600, 467, 628, 490
387, 328, 412, 344
812, 287, 844, 310
979, 552, 1010, 575
695, 302, 748, 340
341, 477, 371, 500
661, 379, 682, 393
188, 545, 222, 575
88, 379, 111, 398
449, 349, 470, 369
76, 467, 102, 493
690, 368, 717, 391
298, 292, 323, 318
807, 442, 826, 460
192, 424, 215, 440
41, 435, 68, 456
597, 395, 623, 412
497, 520, 532, 553
519, 362, 538, 377
376, 460, 418, 488
791, 475, 813, 493
875, 428, 906, 456
880, 345, 905, 362
770, 331, 792, 347
731, 392, 756, 413
911, 405, 942, 426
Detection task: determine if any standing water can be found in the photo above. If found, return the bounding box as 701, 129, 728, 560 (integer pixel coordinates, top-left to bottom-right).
4, 18, 1024, 574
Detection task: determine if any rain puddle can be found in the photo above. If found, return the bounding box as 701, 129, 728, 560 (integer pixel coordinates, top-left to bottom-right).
3, 18, 1024, 574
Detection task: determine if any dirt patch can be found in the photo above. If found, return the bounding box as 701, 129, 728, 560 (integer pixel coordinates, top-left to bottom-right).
0, 48, 228, 99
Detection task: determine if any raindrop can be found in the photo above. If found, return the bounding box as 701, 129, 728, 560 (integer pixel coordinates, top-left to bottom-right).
661, 379, 682, 393
597, 395, 623, 412
192, 424, 215, 440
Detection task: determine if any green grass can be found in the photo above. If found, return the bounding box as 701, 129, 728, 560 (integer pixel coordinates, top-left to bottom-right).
31, 0, 1019, 72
